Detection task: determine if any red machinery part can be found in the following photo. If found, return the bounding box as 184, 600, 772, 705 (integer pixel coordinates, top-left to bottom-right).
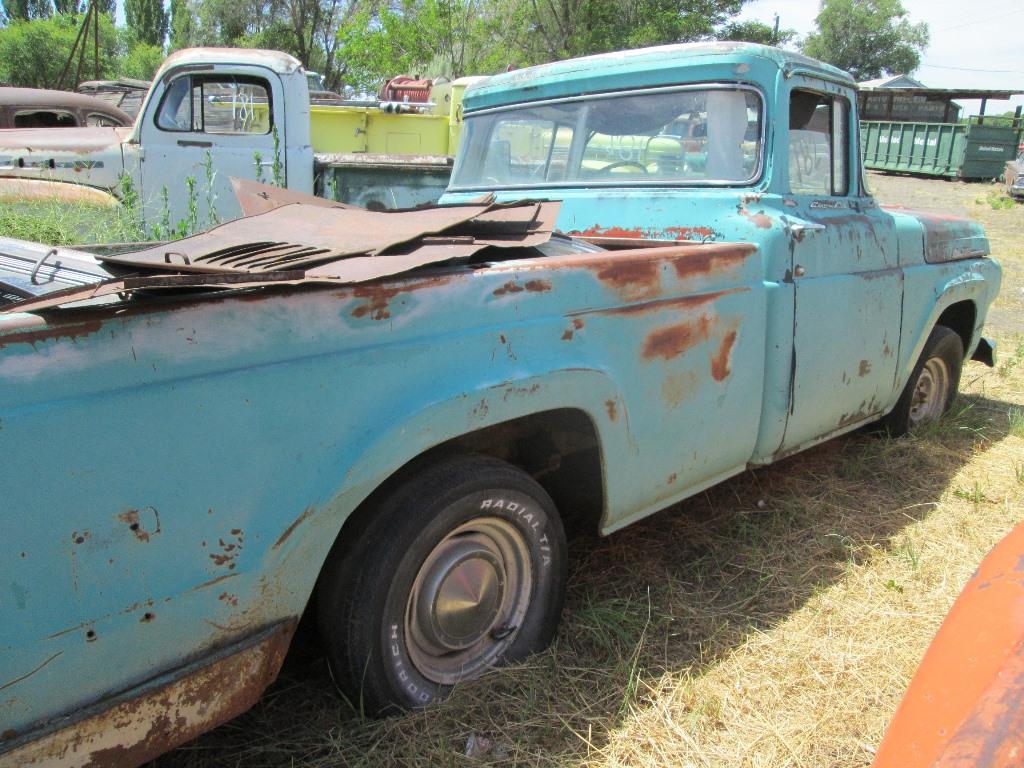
873, 522, 1024, 767
379, 76, 432, 103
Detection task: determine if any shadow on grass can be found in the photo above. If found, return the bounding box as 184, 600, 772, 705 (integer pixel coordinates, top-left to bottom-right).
150, 388, 1016, 768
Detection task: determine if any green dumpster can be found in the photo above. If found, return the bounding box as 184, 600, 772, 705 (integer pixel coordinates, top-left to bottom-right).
860, 119, 1019, 179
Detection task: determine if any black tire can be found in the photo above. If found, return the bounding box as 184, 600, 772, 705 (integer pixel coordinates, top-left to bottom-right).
316, 455, 567, 715
882, 325, 963, 436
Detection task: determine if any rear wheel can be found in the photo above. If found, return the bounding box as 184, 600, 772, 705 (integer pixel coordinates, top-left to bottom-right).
317, 455, 567, 714
883, 325, 963, 436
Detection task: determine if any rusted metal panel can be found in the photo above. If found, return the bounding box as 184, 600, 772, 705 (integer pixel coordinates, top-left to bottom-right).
231, 177, 357, 216
873, 522, 1024, 767
98, 202, 507, 274
0, 198, 565, 313
1, 621, 295, 768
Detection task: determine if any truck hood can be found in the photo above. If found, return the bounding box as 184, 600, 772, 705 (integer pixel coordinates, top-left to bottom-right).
883, 207, 990, 264
0, 126, 129, 191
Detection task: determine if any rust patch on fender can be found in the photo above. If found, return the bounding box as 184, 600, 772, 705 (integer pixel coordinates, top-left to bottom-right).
576, 287, 749, 319
349, 276, 453, 320
568, 225, 646, 239
643, 316, 711, 361
209, 530, 244, 569
739, 208, 772, 229
594, 260, 661, 301
858, 359, 871, 377
0, 319, 104, 349
561, 318, 585, 341
664, 225, 719, 241
672, 248, 751, 279
1, 621, 296, 768
710, 330, 738, 382
605, 399, 618, 421
667, 473, 678, 485
493, 278, 552, 296
272, 507, 314, 550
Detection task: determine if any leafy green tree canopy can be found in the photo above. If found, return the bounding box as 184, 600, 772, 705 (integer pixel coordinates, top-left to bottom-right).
0, 13, 120, 87
802, 0, 929, 81
718, 19, 796, 47
125, 0, 169, 47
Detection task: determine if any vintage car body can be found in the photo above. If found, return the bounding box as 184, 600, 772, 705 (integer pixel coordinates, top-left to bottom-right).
0, 43, 1001, 766
76, 79, 151, 120
0, 88, 132, 129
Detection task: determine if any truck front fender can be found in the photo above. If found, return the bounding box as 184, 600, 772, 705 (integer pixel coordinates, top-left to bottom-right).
317, 366, 628, 545
897, 259, 1001, 393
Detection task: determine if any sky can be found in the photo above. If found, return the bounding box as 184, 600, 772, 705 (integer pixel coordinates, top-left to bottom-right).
736, 0, 1024, 116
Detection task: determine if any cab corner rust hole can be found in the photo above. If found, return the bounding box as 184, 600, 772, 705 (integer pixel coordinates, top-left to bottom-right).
117, 506, 161, 543
140, 612, 156, 623
85, 629, 97, 642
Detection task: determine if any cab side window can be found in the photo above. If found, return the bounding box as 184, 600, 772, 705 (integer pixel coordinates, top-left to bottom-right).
789, 89, 849, 196
155, 75, 272, 135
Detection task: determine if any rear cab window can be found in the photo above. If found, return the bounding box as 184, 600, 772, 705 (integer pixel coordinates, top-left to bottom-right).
451, 86, 764, 190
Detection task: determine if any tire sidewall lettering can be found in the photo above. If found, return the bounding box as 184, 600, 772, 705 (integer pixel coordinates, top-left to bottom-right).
382, 488, 558, 707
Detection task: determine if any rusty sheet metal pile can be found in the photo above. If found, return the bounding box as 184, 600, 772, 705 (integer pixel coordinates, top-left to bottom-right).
0, 180, 561, 315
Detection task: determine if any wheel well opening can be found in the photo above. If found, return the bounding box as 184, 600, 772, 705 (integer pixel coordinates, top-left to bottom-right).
426, 408, 605, 536
330, 409, 606, 559
936, 301, 976, 354
937, 301, 974, 354
297, 409, 605, 663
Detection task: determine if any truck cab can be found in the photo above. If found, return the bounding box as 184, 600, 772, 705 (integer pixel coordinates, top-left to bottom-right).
0, 49, 313, 225
442, 41, 999, 463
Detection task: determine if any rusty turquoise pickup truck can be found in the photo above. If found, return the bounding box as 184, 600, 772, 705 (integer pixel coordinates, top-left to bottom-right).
0, 42, 1000, 767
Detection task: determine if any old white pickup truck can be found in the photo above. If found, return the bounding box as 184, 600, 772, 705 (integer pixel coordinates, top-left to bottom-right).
0, 49, 476, 224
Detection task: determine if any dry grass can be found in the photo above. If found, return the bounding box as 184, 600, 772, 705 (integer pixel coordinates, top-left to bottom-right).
152, 174, 1024, 768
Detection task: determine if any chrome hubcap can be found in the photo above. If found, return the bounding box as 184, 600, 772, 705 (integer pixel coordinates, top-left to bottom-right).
406, 517, 532, 684
908, 357, 950, 426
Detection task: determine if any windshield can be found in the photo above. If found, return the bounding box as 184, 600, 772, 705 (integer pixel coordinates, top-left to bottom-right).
450, 87, 763, 190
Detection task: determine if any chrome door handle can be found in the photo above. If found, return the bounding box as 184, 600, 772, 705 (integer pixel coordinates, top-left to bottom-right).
789, 222, 826, 242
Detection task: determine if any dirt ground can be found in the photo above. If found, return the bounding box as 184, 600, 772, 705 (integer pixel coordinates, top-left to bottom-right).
150, 173, 1024, 768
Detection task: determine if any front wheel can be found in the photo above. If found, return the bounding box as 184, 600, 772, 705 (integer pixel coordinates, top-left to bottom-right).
316, 455, 567, 714
882, 325, 964, 436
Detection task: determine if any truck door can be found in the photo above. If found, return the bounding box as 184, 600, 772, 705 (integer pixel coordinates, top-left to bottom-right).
137, 66, 286, 230
778, 84, 902, 453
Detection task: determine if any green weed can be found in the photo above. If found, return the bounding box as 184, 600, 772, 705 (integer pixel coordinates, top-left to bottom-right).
271, 126, 284, 187
1010, 407, 1024, 438
953, 483, 988, 504
977, 188, 1016, 210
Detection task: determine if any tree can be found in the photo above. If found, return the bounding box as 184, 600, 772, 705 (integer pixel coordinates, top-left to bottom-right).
168, 0, 197, 50
0, 14, 120, 87
2, 0, 54, 21
802, 0, 929, 81
125, 0, 169, 47
526, 0, 746, 61
53, 0, 83, 13
718, 19, 796, 47
121, 40, 165, 78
